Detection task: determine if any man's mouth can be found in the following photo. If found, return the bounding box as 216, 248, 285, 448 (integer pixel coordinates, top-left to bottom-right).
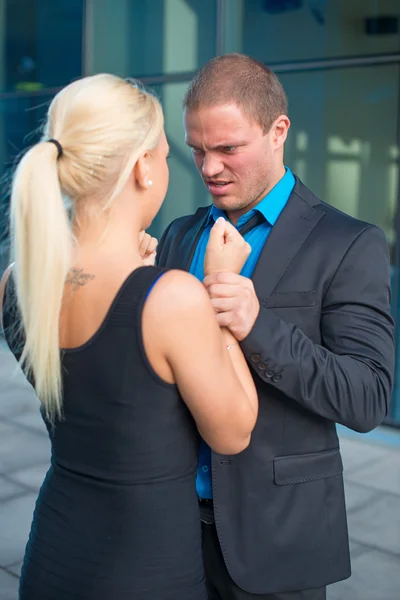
205, 180, 233, 195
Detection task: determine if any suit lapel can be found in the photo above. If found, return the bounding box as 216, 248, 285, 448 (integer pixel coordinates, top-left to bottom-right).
251, 181, 325, 299
172, 206, 211, 271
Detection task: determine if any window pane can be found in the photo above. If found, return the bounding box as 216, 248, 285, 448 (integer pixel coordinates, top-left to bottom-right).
0, 0, 84, 93
280, 65, 399, 249
0, 92, 52, 175
238, 0, 400, 63
88, 0, 217, 78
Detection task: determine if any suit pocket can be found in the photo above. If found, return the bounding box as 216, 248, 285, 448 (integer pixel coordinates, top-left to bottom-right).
263, 290, 317, 308
273, 448, 343, 485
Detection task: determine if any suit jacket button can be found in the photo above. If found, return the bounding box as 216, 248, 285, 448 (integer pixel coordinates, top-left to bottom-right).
251, 354, 260, 363
265, 369, 275, 378
258, 362, 267, 371
272, 373, 282, 382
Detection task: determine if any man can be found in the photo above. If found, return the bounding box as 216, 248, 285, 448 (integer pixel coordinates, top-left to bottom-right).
156, 54, 395, 600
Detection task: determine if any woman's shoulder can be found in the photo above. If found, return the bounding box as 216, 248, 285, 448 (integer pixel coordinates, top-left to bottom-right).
149, 268, 209, 313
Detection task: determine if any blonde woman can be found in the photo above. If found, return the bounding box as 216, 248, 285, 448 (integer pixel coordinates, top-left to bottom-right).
0, 74, 257, 600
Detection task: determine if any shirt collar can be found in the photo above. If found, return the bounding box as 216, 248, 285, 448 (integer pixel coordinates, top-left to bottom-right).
207, 167, 295, 228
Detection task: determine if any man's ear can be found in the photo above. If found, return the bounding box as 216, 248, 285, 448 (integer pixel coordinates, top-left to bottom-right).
272, 115, 290, 149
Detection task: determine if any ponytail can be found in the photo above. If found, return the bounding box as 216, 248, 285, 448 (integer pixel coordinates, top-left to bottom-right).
10, 141, 72, 422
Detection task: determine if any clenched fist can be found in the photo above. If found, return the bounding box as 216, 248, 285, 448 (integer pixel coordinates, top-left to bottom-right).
204, 217, 251, 277
139, 230, 158, 266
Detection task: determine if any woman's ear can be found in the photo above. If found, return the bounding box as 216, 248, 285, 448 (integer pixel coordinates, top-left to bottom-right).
134, 152, 153, 190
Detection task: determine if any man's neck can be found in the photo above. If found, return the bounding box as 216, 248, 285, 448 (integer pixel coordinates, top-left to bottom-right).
226, 165, 287, 224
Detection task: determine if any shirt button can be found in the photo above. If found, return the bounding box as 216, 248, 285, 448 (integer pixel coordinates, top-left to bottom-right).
265, 369, 275, 378
258, 362, 267, 371
272, 373, 282, 382
251, 354, 260, 363
202, 465, 209, 472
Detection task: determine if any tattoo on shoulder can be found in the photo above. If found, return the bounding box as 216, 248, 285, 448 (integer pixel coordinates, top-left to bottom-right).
66, 268, 95, 291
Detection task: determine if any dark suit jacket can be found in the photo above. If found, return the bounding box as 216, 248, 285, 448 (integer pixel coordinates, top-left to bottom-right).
156, 177, 395, 594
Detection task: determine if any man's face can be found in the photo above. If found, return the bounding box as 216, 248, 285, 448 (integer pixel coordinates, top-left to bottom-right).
184, 103, 286, 221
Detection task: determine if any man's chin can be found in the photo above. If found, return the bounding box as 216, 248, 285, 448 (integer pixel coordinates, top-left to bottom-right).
211, 195, 244, 213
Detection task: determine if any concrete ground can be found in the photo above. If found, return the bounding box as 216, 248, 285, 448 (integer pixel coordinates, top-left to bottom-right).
0, 339, 399, 600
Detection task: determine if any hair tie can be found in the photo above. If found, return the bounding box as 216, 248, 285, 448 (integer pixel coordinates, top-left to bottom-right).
48, 139, 63, 159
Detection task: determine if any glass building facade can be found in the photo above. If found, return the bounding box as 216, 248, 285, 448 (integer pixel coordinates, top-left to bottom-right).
0, 0, 399, 424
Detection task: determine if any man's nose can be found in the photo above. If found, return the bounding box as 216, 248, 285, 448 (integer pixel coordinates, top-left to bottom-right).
202, 153, 224, 178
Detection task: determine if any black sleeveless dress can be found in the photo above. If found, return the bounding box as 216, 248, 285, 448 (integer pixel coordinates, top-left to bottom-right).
3, 266, 206, 600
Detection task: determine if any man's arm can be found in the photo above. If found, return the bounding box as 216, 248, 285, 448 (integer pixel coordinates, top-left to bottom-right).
240, 225, 394, 433
205, 225, 395, 433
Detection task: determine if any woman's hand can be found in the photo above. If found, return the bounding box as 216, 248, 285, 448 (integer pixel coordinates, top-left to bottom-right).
204, 217, 251, 276
139, 231, 158, 266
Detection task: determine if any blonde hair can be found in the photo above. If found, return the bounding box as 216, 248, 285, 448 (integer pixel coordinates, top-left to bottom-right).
9, 74, 164, 423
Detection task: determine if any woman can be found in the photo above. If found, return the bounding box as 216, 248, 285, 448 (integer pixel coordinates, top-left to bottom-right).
0, 74, 257, 600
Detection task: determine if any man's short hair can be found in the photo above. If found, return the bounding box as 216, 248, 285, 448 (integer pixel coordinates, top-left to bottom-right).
183, 53, 288, 133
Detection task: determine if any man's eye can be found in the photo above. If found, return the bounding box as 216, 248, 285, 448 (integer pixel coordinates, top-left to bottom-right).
223, 146, 237, 152
191, 147, 203, 154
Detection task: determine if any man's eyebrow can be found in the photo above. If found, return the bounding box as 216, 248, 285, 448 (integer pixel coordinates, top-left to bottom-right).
185, 141, 246, 149
214, 142, 245, 149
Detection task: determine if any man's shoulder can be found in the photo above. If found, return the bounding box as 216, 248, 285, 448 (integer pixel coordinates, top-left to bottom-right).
321, 201, 376, 234
156, 205, 211, 265
293, 177, 380, 238
164, 205, 210, 234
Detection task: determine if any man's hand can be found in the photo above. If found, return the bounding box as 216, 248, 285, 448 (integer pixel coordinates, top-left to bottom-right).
139, 231, 158, 266
204, 217, 251, 276
203, 272, 260, 341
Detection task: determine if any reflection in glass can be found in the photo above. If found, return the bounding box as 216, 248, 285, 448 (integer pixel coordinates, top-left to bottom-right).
87, 0, 217, 78
0, 0, 84, 94
241, 0, 400, 64
280, 65, 399, 248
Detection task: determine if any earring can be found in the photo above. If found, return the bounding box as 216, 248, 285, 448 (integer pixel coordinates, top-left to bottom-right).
147, 180, 153, 187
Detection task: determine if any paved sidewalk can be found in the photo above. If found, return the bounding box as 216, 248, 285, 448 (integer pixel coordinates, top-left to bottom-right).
0, 339, 399, 600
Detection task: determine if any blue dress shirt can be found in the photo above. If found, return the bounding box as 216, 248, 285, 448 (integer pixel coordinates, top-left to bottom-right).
189, 167, 295, 498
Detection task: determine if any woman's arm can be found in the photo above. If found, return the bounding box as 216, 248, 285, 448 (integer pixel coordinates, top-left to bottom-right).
142, 269, 258, 455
